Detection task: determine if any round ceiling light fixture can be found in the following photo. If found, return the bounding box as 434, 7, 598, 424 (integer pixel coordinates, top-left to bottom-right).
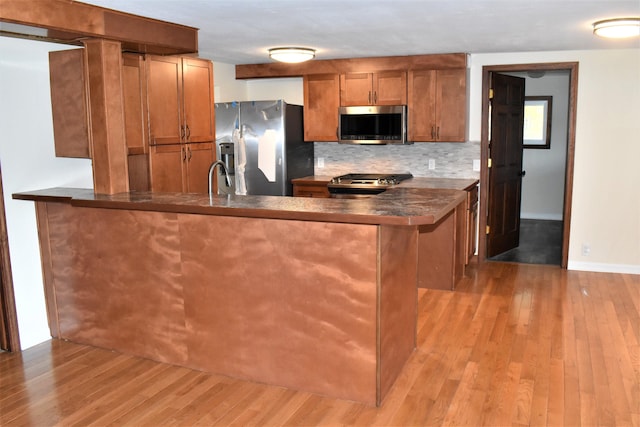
268, 47, 316, 63
593, 17, 640, 38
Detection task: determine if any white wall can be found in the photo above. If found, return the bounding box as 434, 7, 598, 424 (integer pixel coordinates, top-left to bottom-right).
0, 37, 94, 349
245, 78, 304, 105
506, 71, 570, 221
469, 50, 640, 273
213, 62, 247, 102
213, 61, 303, 105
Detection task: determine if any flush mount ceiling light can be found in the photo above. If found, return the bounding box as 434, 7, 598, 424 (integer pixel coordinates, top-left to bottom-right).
268, 47, 316, 63
593, 18, 640, 38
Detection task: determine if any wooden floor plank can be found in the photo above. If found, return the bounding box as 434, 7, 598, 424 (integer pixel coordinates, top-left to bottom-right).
1, 262, 638, 426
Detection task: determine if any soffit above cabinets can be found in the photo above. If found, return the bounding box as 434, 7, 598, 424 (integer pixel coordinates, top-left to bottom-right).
0, 0, 198, 55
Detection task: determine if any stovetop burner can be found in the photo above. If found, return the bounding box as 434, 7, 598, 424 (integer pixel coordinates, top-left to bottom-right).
328, 173, 413, 195
330, 173, 413, 186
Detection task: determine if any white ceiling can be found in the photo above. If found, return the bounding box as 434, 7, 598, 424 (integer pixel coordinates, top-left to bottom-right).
81, 0, 640, 64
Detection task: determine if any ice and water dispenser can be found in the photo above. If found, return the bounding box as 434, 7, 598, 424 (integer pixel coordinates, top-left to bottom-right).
219, 143, 235, 175
218, 142, 236, 194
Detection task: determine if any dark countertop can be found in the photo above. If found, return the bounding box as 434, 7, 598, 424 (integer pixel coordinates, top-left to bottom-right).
398, 177, 478, 191
13, 186, 467, 226
292, 176, 478, 191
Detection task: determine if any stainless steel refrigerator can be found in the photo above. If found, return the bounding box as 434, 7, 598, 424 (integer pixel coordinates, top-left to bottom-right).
214, 100, 314, 196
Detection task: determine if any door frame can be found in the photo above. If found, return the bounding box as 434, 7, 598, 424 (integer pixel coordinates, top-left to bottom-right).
0, 167, 21, 351
479, 62, 579, 268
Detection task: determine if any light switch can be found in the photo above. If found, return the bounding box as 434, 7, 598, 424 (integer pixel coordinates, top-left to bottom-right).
473, 159, 481, 171
428, 159, 435, 170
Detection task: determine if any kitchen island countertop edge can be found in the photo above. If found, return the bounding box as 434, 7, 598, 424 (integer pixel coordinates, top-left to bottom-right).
13, 186, 467, 226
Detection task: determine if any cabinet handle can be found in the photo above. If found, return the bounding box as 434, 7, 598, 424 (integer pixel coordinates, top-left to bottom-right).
182, 147, 187, 161
180, 125, 185, 140
186, 125, 191, 140
188, 147, 192, 161
436, 127, 440, 139
431, 126, 435, 139
368, 91, 372, 105
373, 91, 377, 104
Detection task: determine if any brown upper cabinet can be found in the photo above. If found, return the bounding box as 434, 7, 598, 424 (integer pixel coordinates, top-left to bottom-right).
303, 74, 340, 142
340, 71, 407, 106
49, 48, 91, 158
408, 69, 467, 142
146, 56, 215, 146
237, 53, 468, 144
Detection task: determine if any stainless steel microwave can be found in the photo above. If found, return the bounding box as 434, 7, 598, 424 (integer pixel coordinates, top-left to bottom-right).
338, 105, 409, 145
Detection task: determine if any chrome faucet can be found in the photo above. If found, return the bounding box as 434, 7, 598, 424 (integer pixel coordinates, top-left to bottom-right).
208, 160, 232, 196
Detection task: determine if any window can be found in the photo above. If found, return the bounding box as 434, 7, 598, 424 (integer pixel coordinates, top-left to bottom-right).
523, 96, 552, 149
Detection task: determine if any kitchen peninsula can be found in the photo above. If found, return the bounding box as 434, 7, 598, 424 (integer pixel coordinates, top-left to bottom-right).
14, 186, 466, 406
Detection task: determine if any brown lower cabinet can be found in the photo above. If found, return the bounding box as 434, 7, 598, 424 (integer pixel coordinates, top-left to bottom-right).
417, 200, 466, 290
292, 177, 474, 290
291, 178, 331, 198
149, 142, 214, 193
466, 184, 479, 264
31, 200, 418, 406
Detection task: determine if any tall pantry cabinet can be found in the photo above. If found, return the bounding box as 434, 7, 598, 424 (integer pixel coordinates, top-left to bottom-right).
146, 56, 215, 194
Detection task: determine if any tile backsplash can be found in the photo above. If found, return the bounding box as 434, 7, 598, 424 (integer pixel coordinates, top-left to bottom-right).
314, 141, 480, 179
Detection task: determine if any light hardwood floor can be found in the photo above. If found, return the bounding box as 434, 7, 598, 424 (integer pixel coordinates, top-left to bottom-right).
1, 262, 638, 426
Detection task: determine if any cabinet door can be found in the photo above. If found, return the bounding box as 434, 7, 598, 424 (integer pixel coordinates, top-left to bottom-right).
408, 68, 467, 142
303, 74, 340, 141
373, 71, 406, 105
122, 53, 148, 155
149, 144, 185, 192
147, 55, 182, 145
185, 142, 214, 193
435, 69, 467, 142
407, 69, 437, 141
49, 48, 91, 158
182, 58, 215, 143
340, 73, 373, 106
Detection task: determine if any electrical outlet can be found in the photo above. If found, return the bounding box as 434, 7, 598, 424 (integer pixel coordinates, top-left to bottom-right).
317, 157, 325, 168
428, 159, 435, 170
582, 243, 591, 256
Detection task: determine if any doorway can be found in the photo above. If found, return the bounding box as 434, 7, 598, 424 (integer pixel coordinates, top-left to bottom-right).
479, 62, 579, 268
0, 168, 20, 352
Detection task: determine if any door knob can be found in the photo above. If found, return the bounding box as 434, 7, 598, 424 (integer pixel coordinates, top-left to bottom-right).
518, 170, 526, 177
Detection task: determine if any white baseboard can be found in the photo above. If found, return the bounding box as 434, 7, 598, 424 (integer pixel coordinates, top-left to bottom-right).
520, 213, 563, 221
568, 261, 640, 275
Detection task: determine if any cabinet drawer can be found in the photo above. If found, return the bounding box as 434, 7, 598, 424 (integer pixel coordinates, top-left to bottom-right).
293, 184, 330, 198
